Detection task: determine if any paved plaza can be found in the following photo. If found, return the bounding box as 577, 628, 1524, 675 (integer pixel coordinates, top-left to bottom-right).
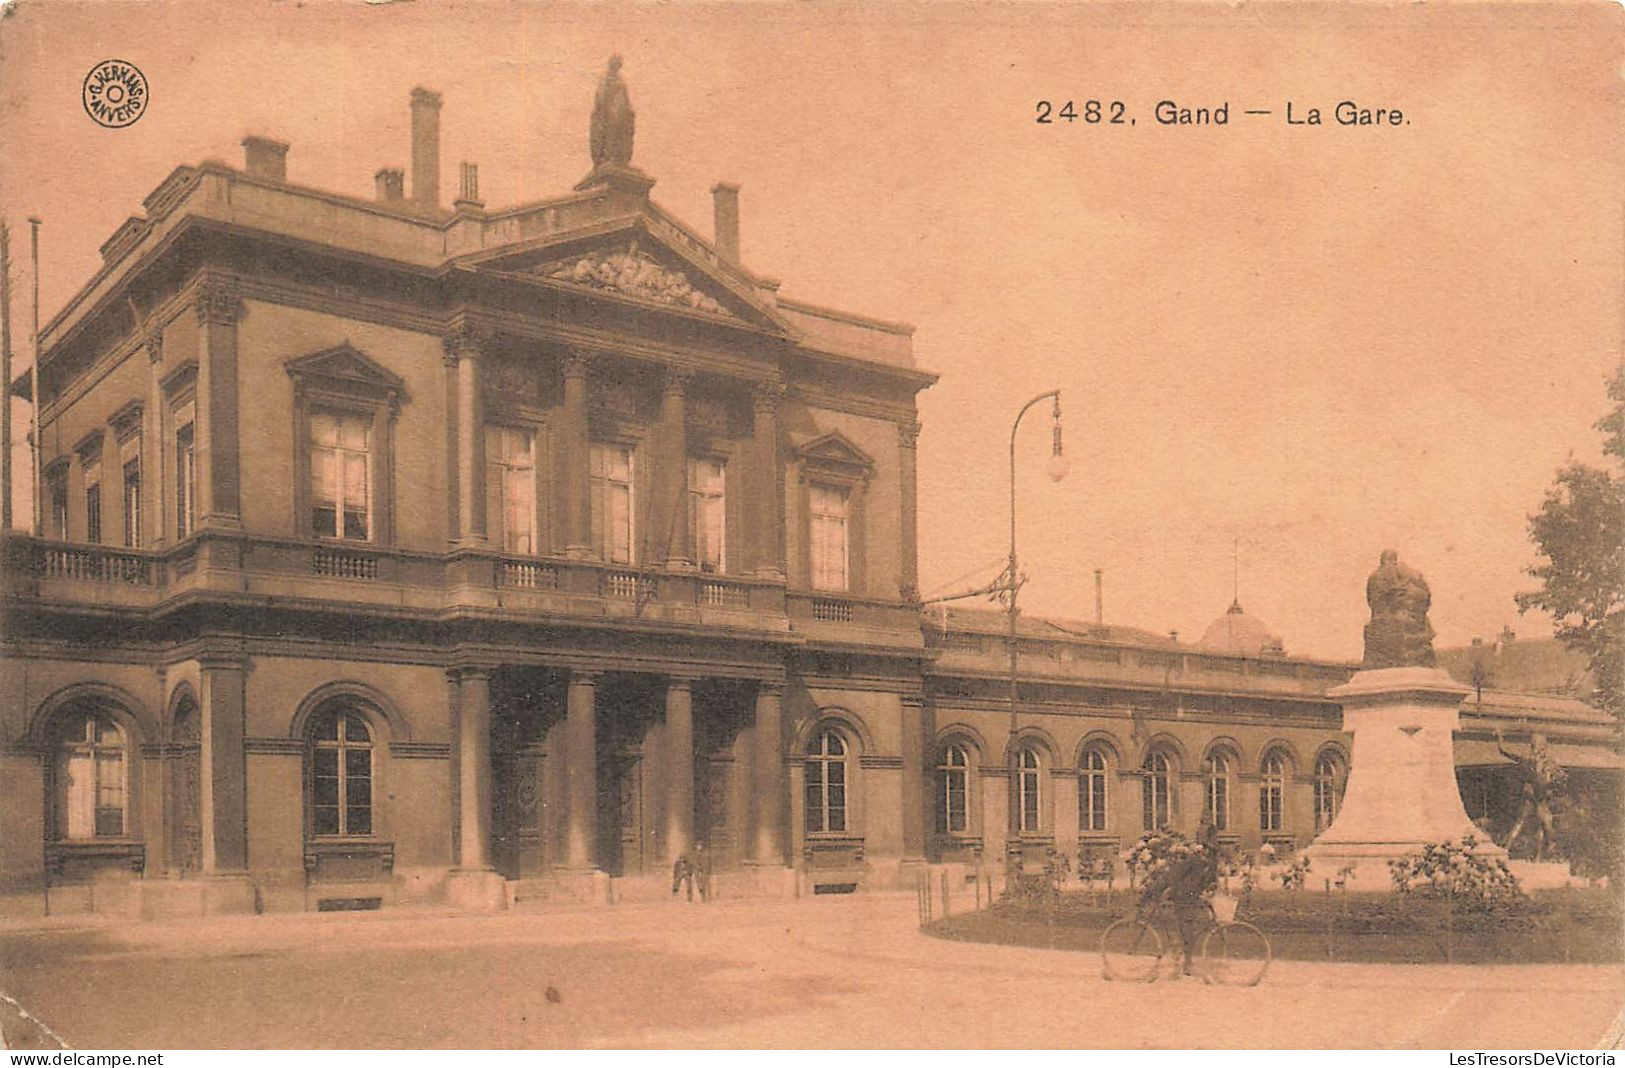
0, 895, 1620, 1049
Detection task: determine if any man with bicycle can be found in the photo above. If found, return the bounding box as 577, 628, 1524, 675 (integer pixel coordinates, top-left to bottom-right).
1157, 818, 1221, 976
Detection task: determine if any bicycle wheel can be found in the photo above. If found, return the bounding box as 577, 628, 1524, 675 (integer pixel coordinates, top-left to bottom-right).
1101, 918, 1164, 982
1198, 921, 1271, 986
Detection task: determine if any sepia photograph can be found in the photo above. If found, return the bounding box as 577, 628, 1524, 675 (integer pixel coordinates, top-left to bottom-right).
0, 0, 1620, 1052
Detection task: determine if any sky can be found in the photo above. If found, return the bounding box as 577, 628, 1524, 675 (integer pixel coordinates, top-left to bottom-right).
0, 1, 1619, 661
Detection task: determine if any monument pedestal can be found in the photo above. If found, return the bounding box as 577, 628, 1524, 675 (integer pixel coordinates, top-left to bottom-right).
1305, 666, 1506, 886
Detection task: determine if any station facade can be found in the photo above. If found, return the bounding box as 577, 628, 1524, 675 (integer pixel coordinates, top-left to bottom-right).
2, 75, 1616, 917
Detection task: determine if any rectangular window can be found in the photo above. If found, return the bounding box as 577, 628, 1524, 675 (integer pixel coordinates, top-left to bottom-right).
1260, 785, 1283, 833
808, 482, 849, 592
60, 747, 124, 838
120, 436, 142, 548
690, 458, 726, 572
489, 427, 536, 554
94, 749, 125, 837
1018, 757, 1042, 834
83, 458, 102, 544
47, 469, 68, 539
1086, 774, 1106, 831
312, 747, 341, 836
345, 747, 373, 836
174, 400, 197, 538
310, 410, 371, 541
589, 443, 635, 564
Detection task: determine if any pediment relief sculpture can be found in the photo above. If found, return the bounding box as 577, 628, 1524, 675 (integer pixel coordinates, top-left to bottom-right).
543, 241, 727, 316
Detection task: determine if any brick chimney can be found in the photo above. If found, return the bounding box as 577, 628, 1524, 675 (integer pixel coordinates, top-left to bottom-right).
410, 88, 442, 208
242, 136, 289, 182
375, 168, 405, 203
711, 183, 740, 263
454, 162, 483, 210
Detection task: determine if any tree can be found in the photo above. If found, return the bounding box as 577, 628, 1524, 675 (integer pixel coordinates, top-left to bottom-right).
1516, 367, 1625, 718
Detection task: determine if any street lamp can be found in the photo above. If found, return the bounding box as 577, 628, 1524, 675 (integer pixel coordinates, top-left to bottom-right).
916, 389, 1067, 857
1007, 390, 1066, 827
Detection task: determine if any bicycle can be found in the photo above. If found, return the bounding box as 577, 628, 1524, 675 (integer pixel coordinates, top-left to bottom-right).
1100, 894, 1271, 985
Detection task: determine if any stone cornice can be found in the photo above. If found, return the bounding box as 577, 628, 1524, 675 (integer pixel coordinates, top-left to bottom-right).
244, 737, 304, 756
389, 741, 452, 760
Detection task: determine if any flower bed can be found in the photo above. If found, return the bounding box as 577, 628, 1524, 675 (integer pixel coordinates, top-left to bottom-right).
924, 886, 1623, 965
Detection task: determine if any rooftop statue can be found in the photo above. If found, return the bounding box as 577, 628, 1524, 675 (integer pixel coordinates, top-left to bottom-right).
589, 55, 636, 168
1362, 549, 1437, 668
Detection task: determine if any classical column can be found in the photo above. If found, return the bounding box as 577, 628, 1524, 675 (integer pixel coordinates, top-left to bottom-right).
560, 351, 594, 558
195, 281, 243, 530
198, 652, 248, 873
444, 325, 487, 546
749, 380, 785, 578
452, 667, 494, 870
563, 670, 600, 870
899, 694, 928, 865
661, 370, 694, 569
897, 419, 921, 602
749, 683, 786, 866
663, 676, 696, 864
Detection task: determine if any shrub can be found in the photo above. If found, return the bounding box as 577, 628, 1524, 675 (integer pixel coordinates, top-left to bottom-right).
1274, 854, 1312, 891
1388, 834, 1525, 908
1122, 830, 1214, 904
1553, 786, 1625, 881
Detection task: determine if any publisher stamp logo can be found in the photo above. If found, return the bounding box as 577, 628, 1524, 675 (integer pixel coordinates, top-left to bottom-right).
83, 60, 148, 128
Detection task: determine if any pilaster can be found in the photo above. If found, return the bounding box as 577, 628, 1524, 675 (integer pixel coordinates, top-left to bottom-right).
197, 650, 248, 873
660, 370, 694, 569
898, 694, 928, 864
749, 380, 785, 578
194, 280, 243, 531
561, 351, 594, 558
897, 419, 921, 602
444, 323, 488, 547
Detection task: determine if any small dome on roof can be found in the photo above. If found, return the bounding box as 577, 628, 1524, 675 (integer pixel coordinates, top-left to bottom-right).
1198, 599, 1284, 657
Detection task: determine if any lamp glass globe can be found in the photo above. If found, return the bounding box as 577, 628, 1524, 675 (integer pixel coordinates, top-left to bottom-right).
1045, 450, 1071, 482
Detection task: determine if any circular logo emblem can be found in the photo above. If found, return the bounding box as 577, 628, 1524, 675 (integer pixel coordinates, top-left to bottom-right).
83, 60, 148, 128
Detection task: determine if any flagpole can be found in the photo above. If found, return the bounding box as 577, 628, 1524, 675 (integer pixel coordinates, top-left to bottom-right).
28, 217, 40, 537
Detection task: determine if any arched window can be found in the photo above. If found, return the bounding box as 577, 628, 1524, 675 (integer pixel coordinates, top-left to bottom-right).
936, 744, 970, 834
805, 728, 848, 833
53, 711, 127, 839
309, 706, 374, 837
1259, 751, 1287, 833
1016, 748, 1043, 834
1142, 750, 1173, 831
1204, 752, 1232, 831
1079, 748, 1109, 832
1314, 753, 1344, 831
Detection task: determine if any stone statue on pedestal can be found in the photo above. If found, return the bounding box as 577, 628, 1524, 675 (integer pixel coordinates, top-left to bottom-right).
590, 55, 636, 167
1362, 550, 1437, 668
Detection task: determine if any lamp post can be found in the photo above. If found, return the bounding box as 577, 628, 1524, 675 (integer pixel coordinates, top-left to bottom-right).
1006, 390, 1068, 829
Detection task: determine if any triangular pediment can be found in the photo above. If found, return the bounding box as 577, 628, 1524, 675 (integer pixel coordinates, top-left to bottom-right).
794, 430, 875, 473
454, 210, 793, 336
538, 238, 734, 317
285, 344, 405, 395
